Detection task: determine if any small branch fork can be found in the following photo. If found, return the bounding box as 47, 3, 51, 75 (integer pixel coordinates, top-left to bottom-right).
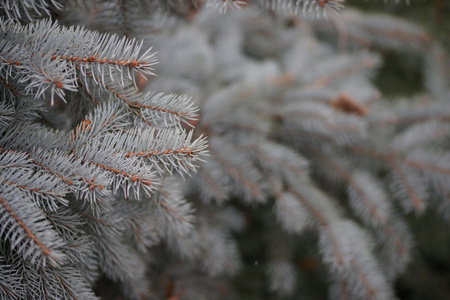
348, 146, 450, 212
78, 67, 189, 127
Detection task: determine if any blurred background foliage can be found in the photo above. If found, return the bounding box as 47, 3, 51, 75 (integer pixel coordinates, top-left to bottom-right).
232, 1, 450, 299
350, 0, 450, 97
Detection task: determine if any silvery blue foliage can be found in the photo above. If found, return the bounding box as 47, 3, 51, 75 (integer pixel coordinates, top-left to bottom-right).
1, 0, 449, 300
144, 3, 449, 300
0, 0, 207, 299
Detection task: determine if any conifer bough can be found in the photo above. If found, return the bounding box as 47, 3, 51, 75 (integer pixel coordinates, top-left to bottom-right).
1, 0, 449, 300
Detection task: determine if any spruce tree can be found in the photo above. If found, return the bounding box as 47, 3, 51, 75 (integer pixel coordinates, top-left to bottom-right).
1, 1, 449, 299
